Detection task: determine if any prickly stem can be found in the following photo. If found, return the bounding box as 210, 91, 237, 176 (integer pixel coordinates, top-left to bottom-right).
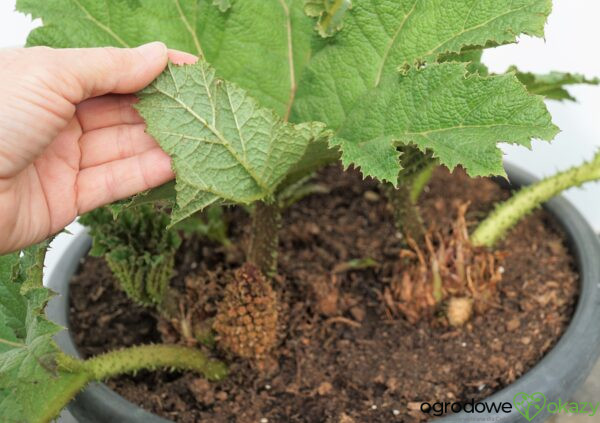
472, 151, 600, 247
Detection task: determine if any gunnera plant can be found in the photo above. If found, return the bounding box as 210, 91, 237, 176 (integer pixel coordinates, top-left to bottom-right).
2, 0, 600, 421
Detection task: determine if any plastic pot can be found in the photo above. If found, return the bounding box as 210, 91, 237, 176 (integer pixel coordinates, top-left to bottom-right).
45, 164, 600, 423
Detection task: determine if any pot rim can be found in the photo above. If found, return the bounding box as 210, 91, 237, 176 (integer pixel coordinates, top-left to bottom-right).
45, 163, 600, 423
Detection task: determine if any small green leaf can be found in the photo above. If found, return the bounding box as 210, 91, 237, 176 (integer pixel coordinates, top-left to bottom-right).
304, 0, 352, 38
136, 60, 326, 224
509, 67, 600, 101
334, 63, 559, 181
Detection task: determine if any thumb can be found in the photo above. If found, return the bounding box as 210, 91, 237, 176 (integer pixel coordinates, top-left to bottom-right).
39, 42, 169, 104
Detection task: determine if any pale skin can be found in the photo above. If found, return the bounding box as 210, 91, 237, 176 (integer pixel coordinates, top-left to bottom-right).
0, 42, 197, 254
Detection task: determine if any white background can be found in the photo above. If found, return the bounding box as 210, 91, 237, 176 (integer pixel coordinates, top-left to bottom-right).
1, 0, 600, 273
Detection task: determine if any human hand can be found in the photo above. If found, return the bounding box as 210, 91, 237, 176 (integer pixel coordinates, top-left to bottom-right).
0, 43, 196, 254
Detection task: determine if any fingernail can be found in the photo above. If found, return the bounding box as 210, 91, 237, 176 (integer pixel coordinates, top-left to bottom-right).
168, 49, 199, 65
136, 41, 167, 62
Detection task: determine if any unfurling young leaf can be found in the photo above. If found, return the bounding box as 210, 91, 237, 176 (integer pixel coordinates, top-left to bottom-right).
135, 60, 326, 224
80, 205, 181, 309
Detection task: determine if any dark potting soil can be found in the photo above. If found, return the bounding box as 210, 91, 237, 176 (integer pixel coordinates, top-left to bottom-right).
69, 166, 579, 423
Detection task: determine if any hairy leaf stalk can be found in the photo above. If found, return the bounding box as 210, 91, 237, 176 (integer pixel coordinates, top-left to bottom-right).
386, 182, 426, 243
472, 151, 600, 247
41, 345, 227, 423
409, 162, 436, 204
386, 148, 437, 243
248, 201, 282, 276
84, 344, 228, 382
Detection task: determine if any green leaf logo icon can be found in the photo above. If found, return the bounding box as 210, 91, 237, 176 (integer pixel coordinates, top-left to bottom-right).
513, 392, 547, 421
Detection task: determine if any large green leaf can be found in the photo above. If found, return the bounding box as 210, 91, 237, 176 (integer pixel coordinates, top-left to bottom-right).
17, 0, 313, 118
18, 0, 559, 189
0, 247, 89, 423
292, 0, 552, 128
333, 63, 559, 182
136, 60, 325, 223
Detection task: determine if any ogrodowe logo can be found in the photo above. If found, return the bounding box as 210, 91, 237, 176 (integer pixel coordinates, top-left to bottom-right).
419, 393, 599, 421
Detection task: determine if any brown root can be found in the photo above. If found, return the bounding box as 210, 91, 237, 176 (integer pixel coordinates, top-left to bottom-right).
384, 203, 504, 325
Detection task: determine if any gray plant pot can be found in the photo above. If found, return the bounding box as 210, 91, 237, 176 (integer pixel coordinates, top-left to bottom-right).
46, 164, 600, 423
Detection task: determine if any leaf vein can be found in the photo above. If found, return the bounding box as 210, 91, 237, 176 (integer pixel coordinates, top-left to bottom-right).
173, 0, 204, 57
278, 0, 296, 121
374, 0, 418, 87
71, 0, 129, 47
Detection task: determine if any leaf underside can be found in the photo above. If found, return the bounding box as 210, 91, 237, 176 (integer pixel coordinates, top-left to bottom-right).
136, 61, 324, 224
